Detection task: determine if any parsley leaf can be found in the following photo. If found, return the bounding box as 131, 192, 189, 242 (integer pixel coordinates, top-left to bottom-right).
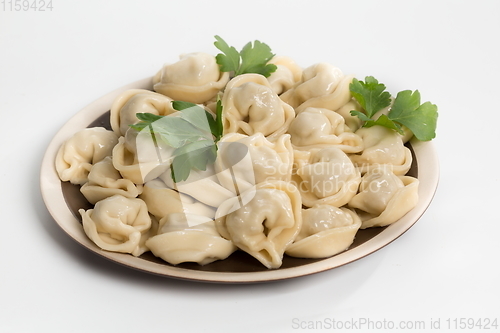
349, 76, 438, 141
214, 35, 277, 77
129, 100, 225, 182
214, 35, 240, 73
170, 140, 217, 182
349, 76, 391, 118
388, 90, 438, 141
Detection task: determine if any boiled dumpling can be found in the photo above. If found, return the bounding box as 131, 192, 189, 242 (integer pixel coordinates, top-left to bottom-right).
280, 63, 353, 114
80, 156, 142, 204
293, 147, 361, 207
280, 62, 343, 108
215, 181, 302, 269
159, 163, 235, 209
350, 125, 413, 175
139, 178, 216, 221
145, 213, 237, 265
215, 132, 294, 194
110, 89, 176, 136
112, 127, 175, 184
287, 107, 363, 153
79, 195, 153, 256
266, 56, 303, 95
348, 165, 419, 228
153, 52, 230, 104
285, 205, 361, 258
221, 74, 295, 139
56, 127, 119, 185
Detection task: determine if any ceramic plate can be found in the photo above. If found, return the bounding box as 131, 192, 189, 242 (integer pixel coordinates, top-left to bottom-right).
40, 77, 439, 283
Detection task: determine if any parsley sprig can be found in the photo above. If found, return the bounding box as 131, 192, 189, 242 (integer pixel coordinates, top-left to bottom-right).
349, 76, 438, 141
129, 100, 223, 182
214, 35, 278, 78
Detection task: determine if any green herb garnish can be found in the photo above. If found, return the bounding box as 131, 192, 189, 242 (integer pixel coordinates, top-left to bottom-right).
349, 76, 438, 141
129, 100, 223, 183
214, 35, 278, 77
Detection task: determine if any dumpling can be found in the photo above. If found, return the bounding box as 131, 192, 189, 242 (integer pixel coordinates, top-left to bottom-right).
55, 127, 119, 185
215, 181, 302, 269
112, 127, 174, 184
79, 195, 152, 256
280, 63, 353, 114
215, 132, 293, 194
285, 205, 361, 258
350, 125, 413, 175
287, 107, 363, 153
110, 89, 176, 136
159, 163, 235, 209
348, 165, 419, 228
80, 156, 143, 204
221, 74, 295, 139
153, 52, 230, 104
145, 213, 237, 266
266, 56, 303, 95
139, 178, 216, 221
293, 147, 361, 208
280, 62, 343, 108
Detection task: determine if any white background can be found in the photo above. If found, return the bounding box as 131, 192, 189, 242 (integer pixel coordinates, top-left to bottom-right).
1, 0, 499, 332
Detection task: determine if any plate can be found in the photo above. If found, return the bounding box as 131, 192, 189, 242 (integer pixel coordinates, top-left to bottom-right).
40, 77, 439, 283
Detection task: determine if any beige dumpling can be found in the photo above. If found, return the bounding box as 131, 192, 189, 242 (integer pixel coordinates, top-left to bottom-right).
159, 164, 235, 209
285, 205, 361, 258
145, 213, 237, 266
293, 147, 361, 208
266, 56, 303, 95
79, 195, 153, 256
221, 74, 295, 139
80, 156, 142, 204
350, 126, 413, 175
348, 165, 419, 228
109, 89, 176, 136
215, 181, 302, 269
153, 52, 229, 104
215, 132, 294, 194
112, 127, 175, 184
287, 107, 363, 153
55, 127, 119, 185
139, 178, 216, 221
280, 62, 343, 108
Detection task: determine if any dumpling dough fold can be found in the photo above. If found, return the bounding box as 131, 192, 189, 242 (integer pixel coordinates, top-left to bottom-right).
56, 127, 119, 185
215, 181, 302, 269
80, 156, 142, 204
221, 74, 295, 139
215, 133, 294, 194
112, 128, 174, 184
348, 166, 419, 228
350, 126, 412, 175
285, 205, 361, 258
266, 56, 303, 95
145, 213, 237, 266
287, 107, 363, 153
153, 52, 229, 104
110, 89, 176, 136
293, 147, 361, 208
139, 178, 216, 221
79, 195, 152, 256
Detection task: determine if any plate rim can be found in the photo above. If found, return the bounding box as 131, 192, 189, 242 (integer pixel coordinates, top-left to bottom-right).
40, 76, 439, 284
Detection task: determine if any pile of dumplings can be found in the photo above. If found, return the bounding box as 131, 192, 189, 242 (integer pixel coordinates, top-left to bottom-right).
55, 52, 419, 269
